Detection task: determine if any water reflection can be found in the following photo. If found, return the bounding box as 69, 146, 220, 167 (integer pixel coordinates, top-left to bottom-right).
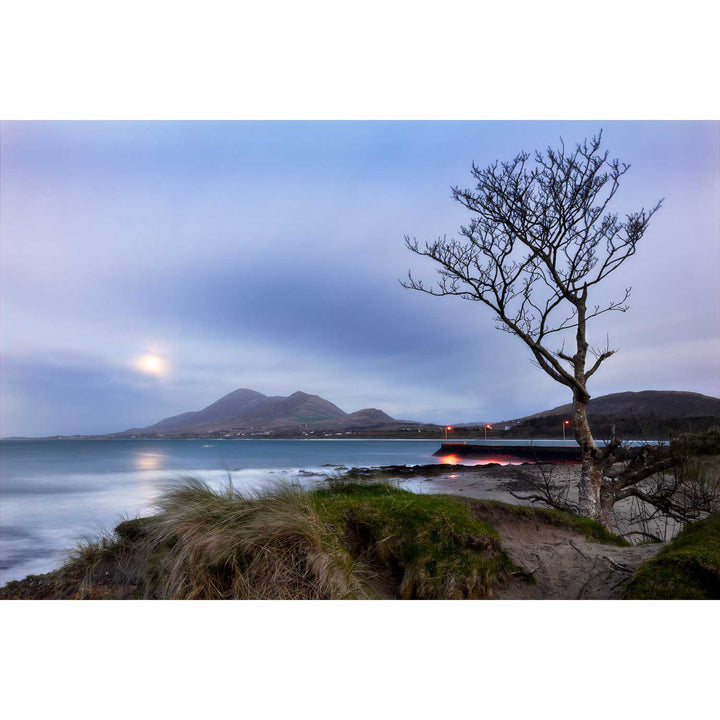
471, 456, 521, 466
134, 452, 165, 471
437, 454, 524, 466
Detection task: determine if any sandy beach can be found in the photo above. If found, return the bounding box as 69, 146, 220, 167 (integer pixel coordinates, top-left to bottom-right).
348, 461, 577, 504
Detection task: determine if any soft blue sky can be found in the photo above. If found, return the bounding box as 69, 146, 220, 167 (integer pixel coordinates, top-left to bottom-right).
1, 121, 719, 436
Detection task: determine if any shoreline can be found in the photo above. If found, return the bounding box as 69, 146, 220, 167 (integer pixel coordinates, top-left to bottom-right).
350, 461, 575, 505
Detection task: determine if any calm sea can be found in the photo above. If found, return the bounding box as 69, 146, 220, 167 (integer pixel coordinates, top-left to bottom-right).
0, 437, 575, 585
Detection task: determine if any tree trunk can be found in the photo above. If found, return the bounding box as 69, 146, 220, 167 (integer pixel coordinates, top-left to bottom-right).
570, 293, 614, 529
573, 395, 603, 524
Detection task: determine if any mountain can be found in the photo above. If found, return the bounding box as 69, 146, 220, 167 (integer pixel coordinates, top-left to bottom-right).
133, 388, 268, 434
511, 390, 720, 423
118, 389, 402, 436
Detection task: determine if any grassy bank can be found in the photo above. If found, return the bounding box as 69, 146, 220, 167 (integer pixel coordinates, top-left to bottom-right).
623, 513, 720, 599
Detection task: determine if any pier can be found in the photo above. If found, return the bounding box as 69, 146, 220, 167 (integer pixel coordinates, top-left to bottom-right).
434, 442, 582, 463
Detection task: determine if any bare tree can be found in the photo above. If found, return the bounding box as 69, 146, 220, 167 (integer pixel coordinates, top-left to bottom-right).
508, 442, 720, 540
403, 131, 674, 531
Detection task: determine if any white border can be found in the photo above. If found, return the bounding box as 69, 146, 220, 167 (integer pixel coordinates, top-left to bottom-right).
1, 1, 719, 119
1, 600, 717, 718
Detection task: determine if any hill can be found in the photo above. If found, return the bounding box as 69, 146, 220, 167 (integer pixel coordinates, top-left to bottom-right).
515, 390, 720, 422
497, 390, 720, 439
118, 389, 404, 436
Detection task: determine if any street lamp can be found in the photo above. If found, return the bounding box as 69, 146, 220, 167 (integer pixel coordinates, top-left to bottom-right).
563, 419, 570, 445
485, 424, 492, 442
445, 425, 452, 440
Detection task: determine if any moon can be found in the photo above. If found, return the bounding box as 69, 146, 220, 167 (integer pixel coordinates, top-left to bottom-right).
135, 354, 167, 377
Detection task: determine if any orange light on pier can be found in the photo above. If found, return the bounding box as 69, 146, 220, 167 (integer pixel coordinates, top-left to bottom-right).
439, 454, 461, 465
563, 419, 571, 445
484, 424, 492, 441
445, 425, 453, 439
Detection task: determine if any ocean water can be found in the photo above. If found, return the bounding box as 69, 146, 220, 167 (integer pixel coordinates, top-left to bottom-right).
0, 437, 575, 585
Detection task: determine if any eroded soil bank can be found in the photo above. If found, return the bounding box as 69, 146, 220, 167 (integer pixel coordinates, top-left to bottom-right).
465, 500, 661, 599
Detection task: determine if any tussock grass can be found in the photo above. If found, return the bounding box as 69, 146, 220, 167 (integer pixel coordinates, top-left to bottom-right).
55, 477, 512, 600
135, 478, 372, 599
623, 513, 720, 599
60, 523, 148, 599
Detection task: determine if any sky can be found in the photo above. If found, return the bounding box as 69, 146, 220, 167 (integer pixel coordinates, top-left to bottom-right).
1, 120, 719, 436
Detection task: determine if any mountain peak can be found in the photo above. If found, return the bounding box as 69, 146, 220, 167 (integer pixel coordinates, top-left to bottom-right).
220, 388, 267, 401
